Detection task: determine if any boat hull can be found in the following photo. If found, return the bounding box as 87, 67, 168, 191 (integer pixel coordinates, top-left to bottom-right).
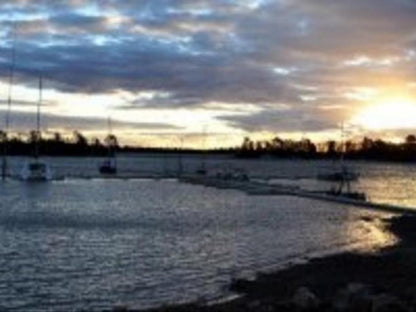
20, 160, 52, 181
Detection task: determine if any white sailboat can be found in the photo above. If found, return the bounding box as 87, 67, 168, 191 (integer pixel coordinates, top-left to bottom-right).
20, 75, 52, 181
2, 23, 16, 180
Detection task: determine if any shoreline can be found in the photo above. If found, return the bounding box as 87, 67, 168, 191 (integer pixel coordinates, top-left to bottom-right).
120, 214, 416, 312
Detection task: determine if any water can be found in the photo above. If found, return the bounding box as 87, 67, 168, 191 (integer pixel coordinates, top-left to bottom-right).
0, 156, 407, 311
7, 155, 416, 208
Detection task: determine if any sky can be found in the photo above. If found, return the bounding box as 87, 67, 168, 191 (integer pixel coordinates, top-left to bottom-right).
1, 0, 416, 148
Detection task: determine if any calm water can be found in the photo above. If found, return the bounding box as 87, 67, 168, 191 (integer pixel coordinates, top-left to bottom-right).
8, 154, 416, 207
0, 156, 407, 311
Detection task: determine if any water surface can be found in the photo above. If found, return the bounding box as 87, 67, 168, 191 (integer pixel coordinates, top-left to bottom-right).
0, 156, 405, 310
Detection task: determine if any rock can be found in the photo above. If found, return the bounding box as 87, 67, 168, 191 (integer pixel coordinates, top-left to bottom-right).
332, 283, 373, 312
402, 285, 416, 306
112, 304, 129, 312
371, 293, 409, 312
242, 300, 276, 312
292, 287, 320, 310
230, 278, 255, 292
247, 300, 262, 310
346, 283, 371, 295
274, 300, 295, 311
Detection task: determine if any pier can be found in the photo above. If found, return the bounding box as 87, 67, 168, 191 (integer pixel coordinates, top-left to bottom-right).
179, 175, 416, 216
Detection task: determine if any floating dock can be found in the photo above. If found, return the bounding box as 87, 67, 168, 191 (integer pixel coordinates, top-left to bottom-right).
179, 175, 416, 215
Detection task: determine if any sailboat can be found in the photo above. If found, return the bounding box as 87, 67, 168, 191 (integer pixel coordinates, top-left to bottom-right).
196, 126, 207, 175
20, 76, 52, 181
2, 23, 16, 180
317, 123, 359, 182
318, 123, 365, 200
317, 165, 359, 182
99, 117, 117, 174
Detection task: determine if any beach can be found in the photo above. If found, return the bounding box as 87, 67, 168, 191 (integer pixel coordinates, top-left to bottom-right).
130, 214, 416, 312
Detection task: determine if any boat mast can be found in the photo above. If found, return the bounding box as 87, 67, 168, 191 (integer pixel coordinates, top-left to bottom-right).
2, 23, 16, 180
201, 125, 207, 173
107, 116, 112, 159
339, 121, 351, 193
178, 136, 183, 176
34, 75, 42, 159
340, 122, 345, 166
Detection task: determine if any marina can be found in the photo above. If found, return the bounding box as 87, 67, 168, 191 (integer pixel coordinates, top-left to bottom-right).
0, 1, 416, 310
180, 174, 416, 215
0, 167, 397, 311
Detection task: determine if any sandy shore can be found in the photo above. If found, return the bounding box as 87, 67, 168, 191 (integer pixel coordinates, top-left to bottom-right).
118, 214, 416, 312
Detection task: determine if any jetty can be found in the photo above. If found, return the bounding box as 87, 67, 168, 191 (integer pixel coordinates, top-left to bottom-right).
179, 175, 416, 216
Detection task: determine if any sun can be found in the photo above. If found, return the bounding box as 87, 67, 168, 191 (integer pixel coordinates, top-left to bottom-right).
351, 98, 416, 130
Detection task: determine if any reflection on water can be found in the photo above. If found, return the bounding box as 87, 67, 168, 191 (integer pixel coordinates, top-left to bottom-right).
0, 174, 396, 311
345, 216, 398, 254
5, 156, 416, 208
7, 155, 416, 208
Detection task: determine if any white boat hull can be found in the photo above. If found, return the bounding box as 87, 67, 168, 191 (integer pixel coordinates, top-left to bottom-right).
20, 160, 52, 181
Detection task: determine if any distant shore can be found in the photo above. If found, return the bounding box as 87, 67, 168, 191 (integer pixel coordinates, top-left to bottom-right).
119, 214, 416, 312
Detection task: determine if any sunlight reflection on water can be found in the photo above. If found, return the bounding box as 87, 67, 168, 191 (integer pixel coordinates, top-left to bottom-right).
0, 157, 408, 311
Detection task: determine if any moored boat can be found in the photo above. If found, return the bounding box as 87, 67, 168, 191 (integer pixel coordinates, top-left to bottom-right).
20, 75, 52, 182
99, 117, 117, 175
99, 158, 117, 174
20, 160, 52, 181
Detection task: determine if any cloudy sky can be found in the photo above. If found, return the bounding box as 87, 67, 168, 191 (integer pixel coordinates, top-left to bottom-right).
1, 0, 416, 147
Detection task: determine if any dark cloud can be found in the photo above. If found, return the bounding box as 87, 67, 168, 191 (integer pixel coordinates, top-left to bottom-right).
219, 105, 344, 133
0, 110, 181, 133
0, 0, 415, 135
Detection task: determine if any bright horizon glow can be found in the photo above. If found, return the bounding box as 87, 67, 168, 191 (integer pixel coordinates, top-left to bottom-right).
351, 97, 416, 130
3, 1, 416, 148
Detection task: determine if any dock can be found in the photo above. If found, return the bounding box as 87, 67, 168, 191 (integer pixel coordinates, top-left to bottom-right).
179, 175, 416, 215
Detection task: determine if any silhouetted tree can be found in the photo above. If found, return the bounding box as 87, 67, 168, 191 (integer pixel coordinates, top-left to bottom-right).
53, 132, 63, 143
73, 131, 87, 146
361, 137, 374, 151
91, 137, 102, 147
0, 130, 6, 143
104, 134, 118, 148
241, 137, 254, 151
406, 134, 416, 145
28, 130, 40, 144
326, 140, 337, 157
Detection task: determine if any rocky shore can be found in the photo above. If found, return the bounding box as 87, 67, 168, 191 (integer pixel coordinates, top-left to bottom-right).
114, 214, 416, 312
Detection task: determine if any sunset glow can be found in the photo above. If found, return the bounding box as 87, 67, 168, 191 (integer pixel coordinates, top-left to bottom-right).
352, 98, 416, 130
1, 1, 416, 147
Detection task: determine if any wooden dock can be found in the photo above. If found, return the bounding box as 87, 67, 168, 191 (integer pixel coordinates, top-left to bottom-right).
179, 175, 416, 215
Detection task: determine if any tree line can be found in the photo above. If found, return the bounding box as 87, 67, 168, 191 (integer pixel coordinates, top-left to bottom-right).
237, 135, 416, 162
2, 129, 416, 162
0, 130, 233, 156
0, 130, 118, 157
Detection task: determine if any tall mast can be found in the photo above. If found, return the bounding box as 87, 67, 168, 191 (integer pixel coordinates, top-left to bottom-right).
38, 75, 42, 135
108, 116, 112, 136
34, 75, 42, 159
201, 125, 207, 172
2, 23, 16, 180
340, 121, 346, 165
107, 116, 112, 158
178, 136, 183, 176
6, 25, 16, 133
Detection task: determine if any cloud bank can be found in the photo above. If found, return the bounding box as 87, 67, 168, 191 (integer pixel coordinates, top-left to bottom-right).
0, 0, 416, 143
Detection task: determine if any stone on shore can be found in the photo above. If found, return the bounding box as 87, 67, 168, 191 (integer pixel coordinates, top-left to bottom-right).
292, 287, 320, 310
371, 293, 409, 312
112, 304, 129, 312
332, 283, 373, 312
